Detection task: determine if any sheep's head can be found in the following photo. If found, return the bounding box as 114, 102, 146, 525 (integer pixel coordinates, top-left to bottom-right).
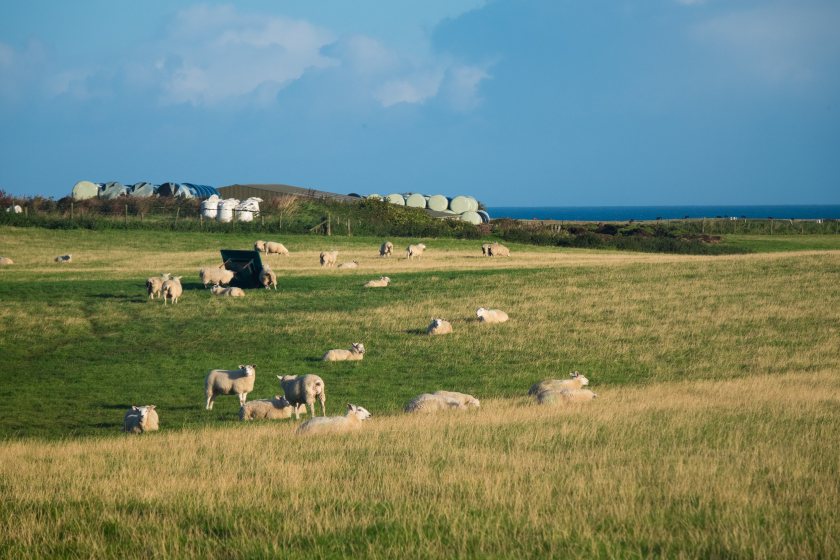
273, 395, 290, 407
239, 364, 256, 377
255, 240, 265, 251
476, 307, 487, 318
465, 396, 481, 408
382, 276, 390, 284
352, 343, 366, 354
430, 318, 443, 329
347, 403, 372, 420
570, 371, 590, 386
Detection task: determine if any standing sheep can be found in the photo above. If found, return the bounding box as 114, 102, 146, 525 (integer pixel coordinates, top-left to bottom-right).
476, 307, 509, 324
488, 243, 511, 257
145, 273, 172, 299
406, 243, 426, 260
255, 240, 290, 255
426, 318, 453, 335
404, 393, 467, 414
0, 257, 14, 265
364, 276, 390, 288
319, 251, 338, 267
205, 364, 256, 410
259, 265, 277, 290
296, 403, 371, 435
239, 395, 305, 421
322, 343, 365, 362
199, 267, 235, 287
210, 284, 245, 297
536, 388, 598, 405
528, 371, 590, 396
380, 241, 394, 257
337, 261, 359, 269
54, 254, 72, 263
277, 374, 326, 419
123, 405, 159, 434
162, 276, 183, 305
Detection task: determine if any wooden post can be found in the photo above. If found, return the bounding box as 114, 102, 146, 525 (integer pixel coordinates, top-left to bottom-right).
174, 207, 180, 226
125, 204, 129, 226
327, 213, 331, 236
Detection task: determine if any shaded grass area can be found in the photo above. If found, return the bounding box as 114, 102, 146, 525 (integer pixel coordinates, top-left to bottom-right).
721, 234, 840, 252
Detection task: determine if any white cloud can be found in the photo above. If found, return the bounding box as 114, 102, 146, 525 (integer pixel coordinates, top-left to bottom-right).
374, 70, 445, 107
442, 64, 490, 110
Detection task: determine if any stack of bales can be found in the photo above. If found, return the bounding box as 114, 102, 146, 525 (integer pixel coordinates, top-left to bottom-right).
71, 181, 220, 201
372, 192, 487, 224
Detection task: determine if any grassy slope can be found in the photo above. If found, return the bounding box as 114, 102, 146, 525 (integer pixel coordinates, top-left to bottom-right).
0, 226, 839, 558
721, 234, 840, 252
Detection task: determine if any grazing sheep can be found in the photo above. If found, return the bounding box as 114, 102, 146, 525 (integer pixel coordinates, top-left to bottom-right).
476, 307, 509, 324
54, 254, 72, 263
488, 243, 511, 257
380, 241, 394, 257
199, 266, 235, 287
145, 273, 172, 300
161, 276, 183, 305
239, 395, 305, 421
123, 405, 159, 434
259, 265, 277, 290
319, 251, 338, 267
296, 403, 371, 435
0, 257, 13, 265
277, 374, 326, 419
255, 240, 289, 255
205, 364, 256, 410
337, 261, 359, 269
364, 276, 391, 288
426, 318, 453, 335
433, 390, 480, 408
528, 371, 590, 396
406, 243, 426, 260
536, 388, 598, 405
404, 393, 467, 414
210, 284, 245, 297
322, 342, 365, 362
481, 243, 493, 256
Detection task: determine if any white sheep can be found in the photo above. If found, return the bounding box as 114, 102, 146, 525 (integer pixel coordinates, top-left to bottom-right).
277, 374, 326, 419
426, 318, 453, 335
145, 273, 172, 299
255, 240, 289, 255
322, 342, 365, 362
319, 251, 338, 267
199, 266, 235, 287
161, 276, 183, 305
6, 205, 23, 214
488, 243, 510, 257
210, 284, 245, 297
476, 307, 509, 324
380, 241, 394, 257
432, 390, 480, 408
296, 403, 371, 435
54, 254, 72, 263
364, 276, 390, 288
239, 395, 306, 421
205, 364, 256, 409
528, 371, 590, 396
536, 388, 598, 404
123, 405, 159, 433
0, 257, 14, 265
259, 265, 277, 290
337, 261, 359, 269
404, 393, 467, 414
406, 243, 426, 260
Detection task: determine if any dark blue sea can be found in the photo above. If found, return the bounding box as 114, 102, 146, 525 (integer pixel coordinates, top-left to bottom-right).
487, 205, 840, 221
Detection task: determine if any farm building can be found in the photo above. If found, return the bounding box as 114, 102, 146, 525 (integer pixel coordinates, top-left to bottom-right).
217, 184, 360, 203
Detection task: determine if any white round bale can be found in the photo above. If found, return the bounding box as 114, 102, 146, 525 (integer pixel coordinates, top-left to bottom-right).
385, 194, 406, 205
427, 194, 449, 211
405, 193, 427, 208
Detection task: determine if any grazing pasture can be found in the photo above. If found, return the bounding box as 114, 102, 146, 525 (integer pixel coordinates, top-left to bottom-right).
0, 226, 838, 558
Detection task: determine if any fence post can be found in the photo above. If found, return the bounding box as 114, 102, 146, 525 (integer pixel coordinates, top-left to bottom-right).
327, 213, 331, 236
125, 204, 129, 227
174, 207, 180, 226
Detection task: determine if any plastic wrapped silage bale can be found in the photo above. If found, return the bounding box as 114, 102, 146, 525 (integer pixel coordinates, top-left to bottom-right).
405, 193, 426, 208
175, 184, 195, 199
216, 199, 239, 223
427, 195, 448, 211
367, 194, 383, 201
201, 195, 220, 219
450, 195, 479, 214
130, 182, 157, 198
459, 211, 482, 225
71, 180, 101, 200
100, 182, 128, 200
385, 193, 405, 205
235, 197, 262, 222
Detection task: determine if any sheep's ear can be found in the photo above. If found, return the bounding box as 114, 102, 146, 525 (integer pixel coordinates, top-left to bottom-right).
238, 364, 245, 369
277, 375, 282, 380
131, 406, 138, 411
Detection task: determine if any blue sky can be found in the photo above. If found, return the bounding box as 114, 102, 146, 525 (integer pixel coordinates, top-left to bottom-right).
1, 0, 838, 206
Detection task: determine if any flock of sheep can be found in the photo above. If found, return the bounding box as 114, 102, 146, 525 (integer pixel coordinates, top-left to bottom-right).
125, 238, 597, 436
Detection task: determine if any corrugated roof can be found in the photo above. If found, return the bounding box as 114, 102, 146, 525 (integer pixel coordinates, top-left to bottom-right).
218, 184, 361, 203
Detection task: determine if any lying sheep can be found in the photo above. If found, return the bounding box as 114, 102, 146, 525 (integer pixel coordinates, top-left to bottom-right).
239, 395, 305, 421
481, 243, 493, 256
259, 265, 277, 290
145, 273, 172, 299
54, 254, 72, 263
161, 276, 183, 305
123, 405, 159, 434
322, 342, 365, 362
433, 390, 480, 408
476, 307, 509, 324
406, 243, 426, 260
536, 388, 598, 405
337, 261, 358, 269
254, 240, 290, 255
210, 284, 245, 297
0, 257, 14, 265
404, 393, 467, 414
488, 243, 510, 257
277, 374, 326, 419
426, 318, 452, 335
319, 251, 338, 267
205, 364, 256, 410
364, 276, 390, 288
380, 241, 394, 257
296, 403, 371, 435
528, 371, 590, 396
199, 266, 235, 287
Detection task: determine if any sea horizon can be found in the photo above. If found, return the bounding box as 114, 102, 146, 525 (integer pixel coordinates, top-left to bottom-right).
487, 204, 840, 221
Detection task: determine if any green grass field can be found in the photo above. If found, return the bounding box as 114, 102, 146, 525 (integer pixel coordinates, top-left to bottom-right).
0, 226, 838, 558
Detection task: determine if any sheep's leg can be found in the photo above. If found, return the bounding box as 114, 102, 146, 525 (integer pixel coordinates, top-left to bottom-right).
294, 406, 300, 420
239, 393, 247, 406
309, 402, 316, 418
206, 394, 215, 410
